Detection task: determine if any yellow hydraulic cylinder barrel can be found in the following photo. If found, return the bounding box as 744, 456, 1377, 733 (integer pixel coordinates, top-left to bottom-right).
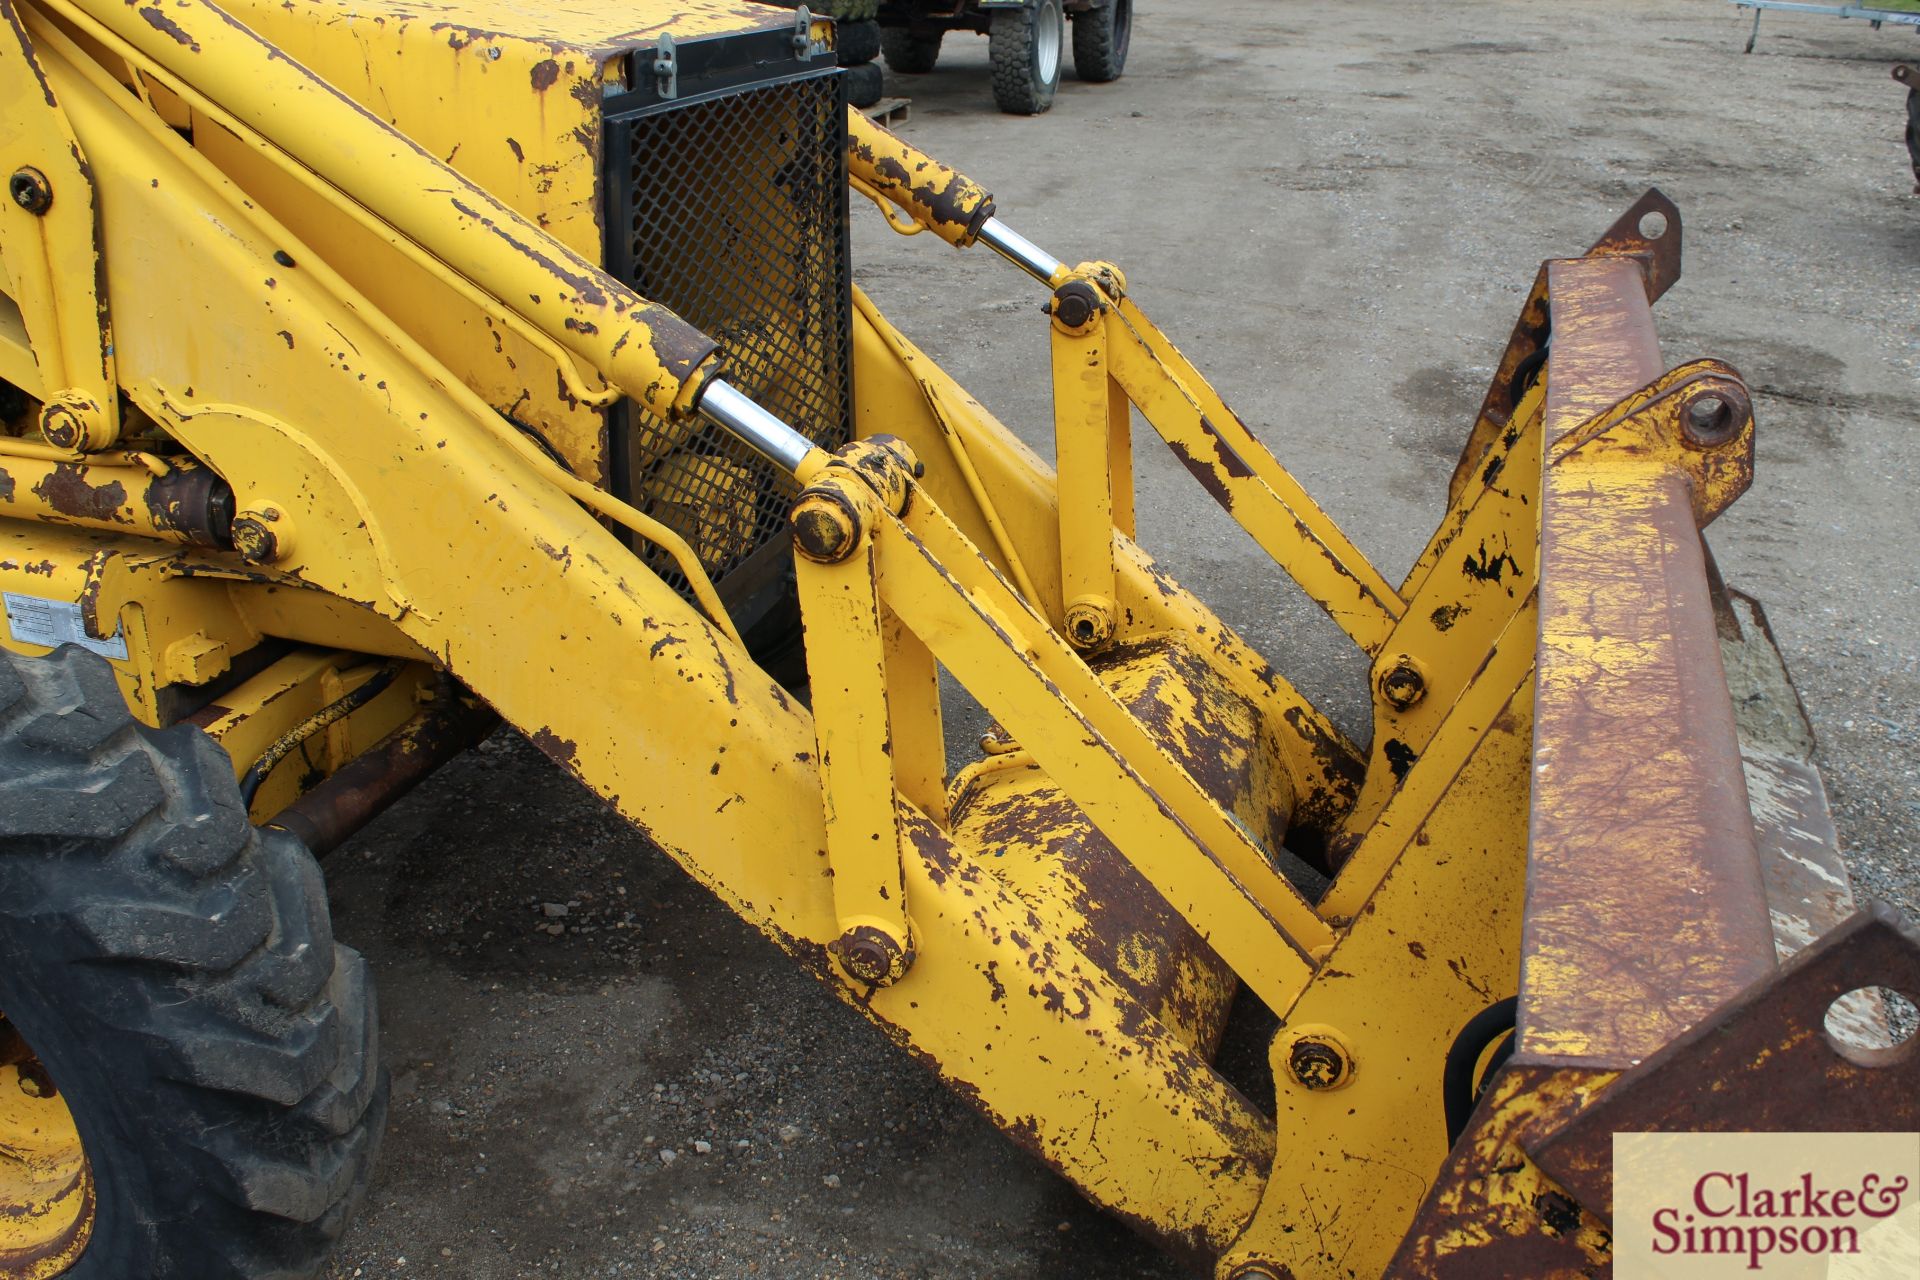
0, 450, 230, 545
846, 107, 996, 249
846, 110, 1060, 282
56, 0, 717, 422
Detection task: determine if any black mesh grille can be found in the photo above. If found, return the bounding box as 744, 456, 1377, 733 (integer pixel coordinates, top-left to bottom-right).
604, 69, 853, 605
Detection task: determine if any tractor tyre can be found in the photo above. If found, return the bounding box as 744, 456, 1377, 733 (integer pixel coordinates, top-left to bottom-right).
0, 644, 387, 1279
1070, 0, 1131, 82
990, 0, 1064, 115
844, 59, 886, 109
836, 17, 882, 66
880, 26, 942, 74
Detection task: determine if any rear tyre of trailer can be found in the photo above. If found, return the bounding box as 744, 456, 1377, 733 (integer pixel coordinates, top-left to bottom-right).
990, 0, 1065, 115
880, 25, 942, 73
1070, 0, 1130, 83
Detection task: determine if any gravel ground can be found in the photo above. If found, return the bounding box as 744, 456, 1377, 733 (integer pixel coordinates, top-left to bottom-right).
324, 1, 1919, 1275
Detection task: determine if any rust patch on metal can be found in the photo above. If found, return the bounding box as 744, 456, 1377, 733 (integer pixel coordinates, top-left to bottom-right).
1461, 539, 1521, 586
445, 197, 716, 384
1527, 902, 1920, 1222
1383, 738, 1417, 781
1448, 190, 1681, 509
527, 726, 578, 766
1196, 415, 1256, 479
32, 463, 129, 524
864, 153, 992, 237
1279, 704, 1364, 862
1163, 436, 1235, 511
529, 57, 560, 91
1521, 256, 1774, 1070
951, 765, 1237, 1051
881, 810, 1270, 1265
269, 697, 496, 855
846, 114, 997, 243
1583, 187, 1683, 303
137, 4, 201, 50
1384, 1064, 1614, 1278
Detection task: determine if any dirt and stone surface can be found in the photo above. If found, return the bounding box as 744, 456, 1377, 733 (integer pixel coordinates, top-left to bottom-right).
324, 1, 1919, 1274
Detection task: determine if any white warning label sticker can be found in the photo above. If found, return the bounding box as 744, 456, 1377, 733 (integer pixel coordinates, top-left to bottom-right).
2, 592, 129, 660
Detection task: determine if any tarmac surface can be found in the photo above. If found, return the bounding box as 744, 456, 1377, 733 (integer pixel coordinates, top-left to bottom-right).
324, 0, 1920, 1274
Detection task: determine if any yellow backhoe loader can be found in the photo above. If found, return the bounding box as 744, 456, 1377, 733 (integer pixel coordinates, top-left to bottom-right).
0, 0, 1913, 1275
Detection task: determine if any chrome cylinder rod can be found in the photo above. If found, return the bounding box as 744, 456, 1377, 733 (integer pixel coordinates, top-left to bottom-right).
697, 380, 819, 476
976, 217, 1063, 285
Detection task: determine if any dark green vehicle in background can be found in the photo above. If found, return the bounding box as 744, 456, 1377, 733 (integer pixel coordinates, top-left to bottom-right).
878, 0, 1131, 114
798, 0, 1131, 115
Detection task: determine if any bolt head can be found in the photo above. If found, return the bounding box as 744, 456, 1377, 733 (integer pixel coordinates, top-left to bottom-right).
1062, 595, 1115, 652
1377, 658, 1426, 711
834, 925, 911, 986
1051, 281, 1101, 332
231, 508, 286, 564
790, 495, 860, 563
8, 168, 51, 215
1285, 1037, 1352, 1091
37, 392, 106, 451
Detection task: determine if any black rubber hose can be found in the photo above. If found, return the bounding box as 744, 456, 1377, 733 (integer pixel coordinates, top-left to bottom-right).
1443, 995, 1518, 1146
1508, 342, 1550, 407
238, 662, 406, 805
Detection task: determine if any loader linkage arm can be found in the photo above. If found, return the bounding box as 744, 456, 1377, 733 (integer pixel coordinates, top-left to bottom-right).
830, 110, 1920, 1277
1, 7, 1914, 1275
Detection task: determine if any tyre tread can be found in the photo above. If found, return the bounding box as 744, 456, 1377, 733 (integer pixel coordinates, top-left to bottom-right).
989, 8, 1048, 115
0, 645, 385, 1278
879, 26, 941, 74
1070, 0, 1128, 83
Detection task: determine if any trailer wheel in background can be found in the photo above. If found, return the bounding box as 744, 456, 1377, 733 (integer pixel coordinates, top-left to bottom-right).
880, 26, 943, 74
836, 17, 881, 66
845, 59, 885, 107
1070, 0, 1131, 83
990, 0, 1064, 115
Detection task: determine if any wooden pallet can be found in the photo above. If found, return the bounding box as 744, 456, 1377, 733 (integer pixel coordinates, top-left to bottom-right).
861, 96, 911, 127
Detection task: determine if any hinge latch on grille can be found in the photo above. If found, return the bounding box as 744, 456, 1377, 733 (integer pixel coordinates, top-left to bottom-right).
793, 6, 824, 58
652, 33, 677, 101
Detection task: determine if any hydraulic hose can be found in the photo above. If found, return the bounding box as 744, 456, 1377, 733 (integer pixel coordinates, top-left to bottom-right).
1442, 995, 1519, 1146
238, 662, 407, 806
